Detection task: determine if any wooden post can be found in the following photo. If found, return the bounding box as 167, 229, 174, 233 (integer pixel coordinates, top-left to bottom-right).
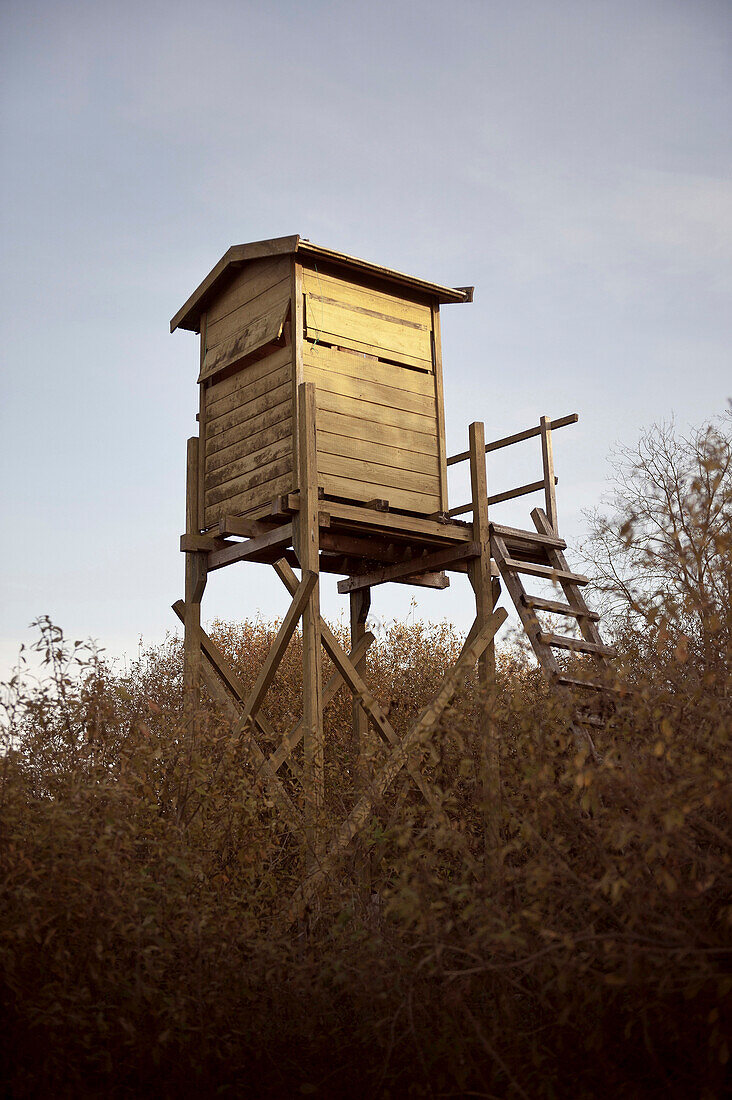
296, 382, 324, 862
350, 585, 372, 898
540, 415, 558, 533
467, 422, 501, 881
183, 436, 207, 714
350, 588, 372, 783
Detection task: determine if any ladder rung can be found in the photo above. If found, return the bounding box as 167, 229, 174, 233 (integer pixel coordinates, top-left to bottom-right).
490, 523, 566, 550
524, 595, 599, 620
539, 633, 615, 657
500, 558, 589, 585
557, 675, 611, 693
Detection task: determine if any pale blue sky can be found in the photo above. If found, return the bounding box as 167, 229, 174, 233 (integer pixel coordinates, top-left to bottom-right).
2, 0, 730, 673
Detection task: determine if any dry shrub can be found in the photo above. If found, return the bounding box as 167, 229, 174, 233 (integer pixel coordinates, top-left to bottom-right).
1, 603, 729, 1100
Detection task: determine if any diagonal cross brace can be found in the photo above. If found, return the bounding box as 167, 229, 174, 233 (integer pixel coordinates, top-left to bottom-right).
172, 601, 303, 835
171, 600, 375, 826
286, 606, 508, 921
239, 570, 317, 728
272, 558, 446, 816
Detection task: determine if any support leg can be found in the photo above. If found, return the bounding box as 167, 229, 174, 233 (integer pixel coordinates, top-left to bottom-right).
468, 422, 501, 883
350, 586, 372, 897
350, 587, 371, 787
183, 436, 207, 715
296, 383, 324, 865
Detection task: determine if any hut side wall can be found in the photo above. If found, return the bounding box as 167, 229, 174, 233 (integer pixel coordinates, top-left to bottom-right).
301, 265, 443, 515
200, 256, 295, 527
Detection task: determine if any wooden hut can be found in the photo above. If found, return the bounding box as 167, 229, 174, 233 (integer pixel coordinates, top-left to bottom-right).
171, 235, 472, 530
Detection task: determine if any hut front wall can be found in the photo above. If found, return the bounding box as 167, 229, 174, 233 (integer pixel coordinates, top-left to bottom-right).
200, 256, 295, 527
301, 266, 443, 515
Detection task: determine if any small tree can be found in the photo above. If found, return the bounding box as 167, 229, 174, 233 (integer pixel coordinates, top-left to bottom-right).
582, 411, 732, 679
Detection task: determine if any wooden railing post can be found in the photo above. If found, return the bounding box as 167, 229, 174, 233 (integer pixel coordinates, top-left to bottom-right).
467, 422, 501, 882
296, 382, 324, 864
539, 415, 558, 533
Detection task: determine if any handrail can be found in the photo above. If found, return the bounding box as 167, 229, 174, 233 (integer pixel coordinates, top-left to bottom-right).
445, 412, 578, 532
447, 412, 578, 466
448, 476, 558, 518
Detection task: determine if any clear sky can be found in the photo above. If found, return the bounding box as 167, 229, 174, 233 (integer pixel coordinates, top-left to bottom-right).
2, 0, 730, 675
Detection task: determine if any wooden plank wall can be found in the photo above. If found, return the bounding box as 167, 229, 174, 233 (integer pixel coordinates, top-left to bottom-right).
302, 267, 442, 515
201, 257, 295, 526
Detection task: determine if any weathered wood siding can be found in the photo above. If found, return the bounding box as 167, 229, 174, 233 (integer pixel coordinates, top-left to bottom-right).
200, 257, 295, 526
302, 266, 443, 515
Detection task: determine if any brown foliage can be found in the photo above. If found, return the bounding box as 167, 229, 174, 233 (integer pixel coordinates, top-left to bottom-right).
1, 607, 730, 1099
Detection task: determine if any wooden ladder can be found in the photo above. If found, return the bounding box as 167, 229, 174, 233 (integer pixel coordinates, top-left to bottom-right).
490, 506, 616, 743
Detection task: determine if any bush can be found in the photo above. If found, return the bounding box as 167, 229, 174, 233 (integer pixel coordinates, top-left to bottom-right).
1, 603, 729, 1098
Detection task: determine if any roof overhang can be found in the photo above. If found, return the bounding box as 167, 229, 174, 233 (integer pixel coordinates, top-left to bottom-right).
170, 235, 473, 333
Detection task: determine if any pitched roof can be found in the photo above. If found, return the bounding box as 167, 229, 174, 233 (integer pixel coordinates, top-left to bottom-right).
170, 235, 473, 333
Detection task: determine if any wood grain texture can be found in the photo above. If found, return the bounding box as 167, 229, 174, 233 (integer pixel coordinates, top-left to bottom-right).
302, 266, 433, 327
205, 470, 294, 525
206, 382, 292, 442
205, 361, 291, 422
303, 342, 434, 392
317, 451, 439, 495
206, 408, 292, 465
314, 387, 436, 436
316, 408, 438, 456
304, 363, 436, 417
296, 383, 324, 856
205, 344, 291, 403
317, 429, 439, 477
206, 254, 291, 327
205, 275, 291, 350
200, 297, 289, 382
205, 436, 293, 492
320, 471, 439, 514
204, 455, 294, 510
431, 303, 448, 511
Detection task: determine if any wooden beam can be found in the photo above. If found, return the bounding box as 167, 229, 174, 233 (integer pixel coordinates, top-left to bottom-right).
467, 423, 500, 880
337, 542, 478, 593
447, 413, 579, 466
172, 598, 297, 758
171, 602, 303, 837
196, 659, 303, 835
448, 477, 559, 518
498, 556, 588, 585
207, 523, 293, 571
431, 302, 449, 511
540, 415, 558, 532
296, 382, 324, 858
217, 514, 278, 538
286, 608, 508, 922
350, 589, 371, 791
523, 595, 600, 620
181, 533, 232, 553
489, 522, 566, 550
282, 494, 473, 544
238, 570, 317, 726
272, 557, 444, 815
538, 633, 616, 658
351, 586, 372, 894
183, 436, 207, 715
